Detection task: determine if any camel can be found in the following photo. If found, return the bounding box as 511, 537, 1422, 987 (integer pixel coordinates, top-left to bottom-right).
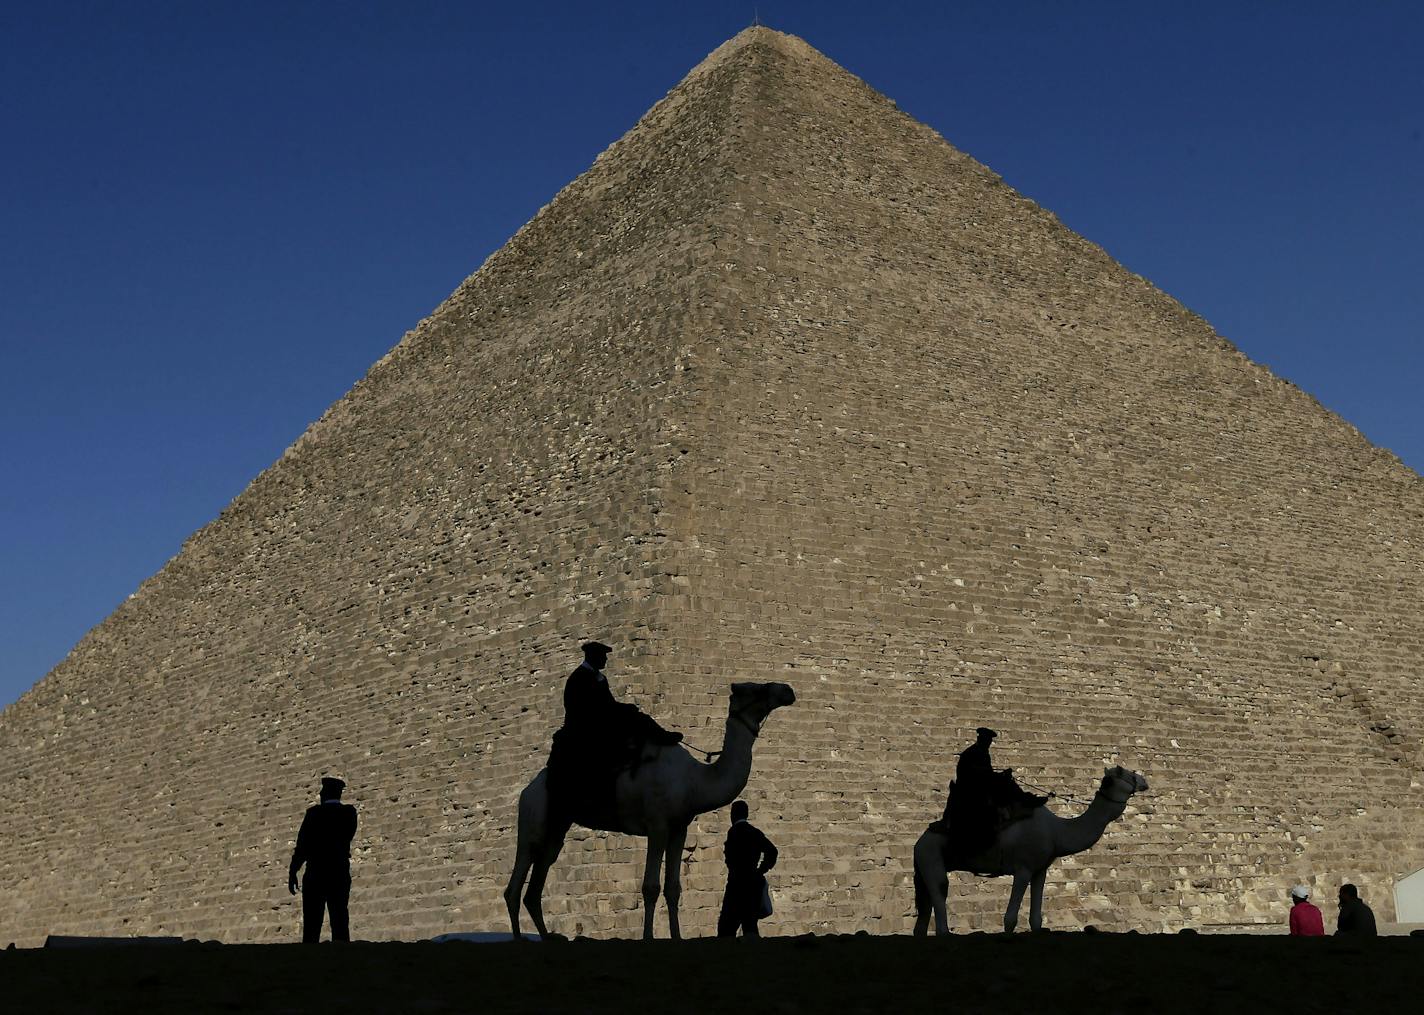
504, 680, 796, 940
912, 765, 1149, 935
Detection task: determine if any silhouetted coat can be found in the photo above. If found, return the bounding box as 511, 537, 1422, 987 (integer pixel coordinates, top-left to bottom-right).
1336, 897, 1377, 936
290, 801, 358, 943
945, 740, 997, 849
550, 665, 631, 814
956, 740, 994, 791
292, 801, 358, 872
724, 820, 778, 879
563, 663, 618, 727
719, 820, 777, 937
550, 663, 682, 817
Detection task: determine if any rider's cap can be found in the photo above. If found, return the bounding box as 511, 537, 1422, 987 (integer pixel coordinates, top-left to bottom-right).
1290, 885, 1310, 900
320, 777, 346, 795
581, 641, 612, 654
976, 727, 997, 740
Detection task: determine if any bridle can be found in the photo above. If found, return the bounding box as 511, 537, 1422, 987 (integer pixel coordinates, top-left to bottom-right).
729, 699, 766, 738
681, 693, 771, 762
1097, 775, 1137, 805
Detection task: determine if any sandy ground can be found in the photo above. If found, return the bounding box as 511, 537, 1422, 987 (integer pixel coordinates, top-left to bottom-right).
3, 933, 1420, 1014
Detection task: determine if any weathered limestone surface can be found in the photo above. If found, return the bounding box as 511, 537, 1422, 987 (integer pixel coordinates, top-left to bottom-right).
3, 28, 1422, 945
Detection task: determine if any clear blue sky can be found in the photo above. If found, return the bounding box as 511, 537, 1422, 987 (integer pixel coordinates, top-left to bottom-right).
2, 1, 1420, 709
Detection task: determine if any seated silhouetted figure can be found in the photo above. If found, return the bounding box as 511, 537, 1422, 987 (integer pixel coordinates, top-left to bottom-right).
288, 777, 358, 943
718, 800, 777, 938
1288, 884, 1324, 936
943, 727, 1046, 857
547, 640, 682, 819
1335, 883, 1377, 937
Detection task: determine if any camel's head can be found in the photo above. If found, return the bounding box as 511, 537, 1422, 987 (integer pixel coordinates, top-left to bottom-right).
1100, 765, 1149, 800
729, 681, 796, 733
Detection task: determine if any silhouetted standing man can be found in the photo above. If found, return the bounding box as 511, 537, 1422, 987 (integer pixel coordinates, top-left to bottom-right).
718, 800, 777, 938
1335, 883, 1377, 936
288, 777, 358, 943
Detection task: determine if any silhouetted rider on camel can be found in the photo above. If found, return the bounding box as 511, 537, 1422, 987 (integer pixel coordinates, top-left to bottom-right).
942, 727, 1047, 857
547, 640, 682, 820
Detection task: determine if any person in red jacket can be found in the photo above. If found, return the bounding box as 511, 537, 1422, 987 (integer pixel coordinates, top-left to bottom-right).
1288, 884, 1325, 936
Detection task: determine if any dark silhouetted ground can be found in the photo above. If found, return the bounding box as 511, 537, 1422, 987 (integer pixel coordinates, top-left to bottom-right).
3, 933, 1419, 1013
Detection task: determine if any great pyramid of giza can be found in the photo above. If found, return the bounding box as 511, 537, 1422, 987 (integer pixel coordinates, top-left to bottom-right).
4, 27, 1423, 945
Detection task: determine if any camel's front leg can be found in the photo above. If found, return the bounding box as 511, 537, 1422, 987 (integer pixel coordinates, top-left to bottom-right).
1004, 871, 1030, 933
641, 829, 669, 940
662, 824, 689, 940
1028, 867, 1047, 932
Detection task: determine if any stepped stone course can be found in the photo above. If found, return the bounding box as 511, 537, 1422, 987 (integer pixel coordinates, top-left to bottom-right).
3, 28, 1423, 945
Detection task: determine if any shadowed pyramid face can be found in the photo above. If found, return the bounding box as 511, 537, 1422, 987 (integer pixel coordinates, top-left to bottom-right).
3, 26, 1423, 945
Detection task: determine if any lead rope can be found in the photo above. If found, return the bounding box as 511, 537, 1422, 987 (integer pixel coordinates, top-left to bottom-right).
1016, 777, 1086, 807
680, 708, 769, 763
681, 739, 721, 762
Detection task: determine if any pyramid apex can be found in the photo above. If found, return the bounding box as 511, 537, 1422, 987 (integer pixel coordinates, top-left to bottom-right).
730, 24, 781, 42
692, 24, 824, 75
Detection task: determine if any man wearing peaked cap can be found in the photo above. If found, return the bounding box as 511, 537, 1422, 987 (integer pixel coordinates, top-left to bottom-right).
563, 641, 614, 721
288, 776, 359, 943
955, 728, 997, 805
548, 639, 683, 818
562, 641, 680, 745
943, 726, 1045, 856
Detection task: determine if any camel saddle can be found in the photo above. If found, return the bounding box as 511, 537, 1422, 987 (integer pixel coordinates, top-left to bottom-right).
932, 774, 1048, 855
546, 721, 675, 827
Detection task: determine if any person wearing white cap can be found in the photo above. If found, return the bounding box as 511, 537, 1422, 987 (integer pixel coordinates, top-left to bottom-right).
1288, 884, 1324, 936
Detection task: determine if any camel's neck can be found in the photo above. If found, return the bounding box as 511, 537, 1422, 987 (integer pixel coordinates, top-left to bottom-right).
690, 704, 760, 815
1056, 791, 1130, 857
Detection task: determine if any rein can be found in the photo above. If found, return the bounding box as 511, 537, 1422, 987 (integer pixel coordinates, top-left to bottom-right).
1019, 775, 1135, 807
1016, 777, 1086, 807
681, 706, 767, 763
681, 739, 721, 762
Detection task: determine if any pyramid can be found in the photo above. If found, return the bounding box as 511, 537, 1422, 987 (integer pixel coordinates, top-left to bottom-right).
4, 28, 1423, 945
